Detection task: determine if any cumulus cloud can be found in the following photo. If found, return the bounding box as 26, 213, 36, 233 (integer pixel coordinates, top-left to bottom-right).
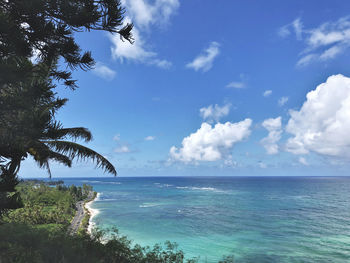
121, 0, 179, 28
110, 0, 178, 68
199, 103, 231, 123
114, 145, 131, 153
110, 18, 154, 62
92, 62, 116, 80
169, 119, 252, 163
280, 16, 350, 66
145, 136, 155, 141
260, 117, 282, 155
113, 134, 121, 141
110, 18, 171, 68
286, 74, 350, 158
186, 42, 220, 72
263, 90, 272, 97
278, 96, 289, 106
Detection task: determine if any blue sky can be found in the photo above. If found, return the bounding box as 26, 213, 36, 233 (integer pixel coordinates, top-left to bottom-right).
22, 0, 350, 178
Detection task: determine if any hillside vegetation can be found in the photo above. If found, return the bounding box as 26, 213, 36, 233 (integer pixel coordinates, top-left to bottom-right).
0, 181, 236, 263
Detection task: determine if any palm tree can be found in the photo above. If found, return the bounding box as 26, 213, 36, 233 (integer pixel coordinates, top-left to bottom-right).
0, 60, 116, 212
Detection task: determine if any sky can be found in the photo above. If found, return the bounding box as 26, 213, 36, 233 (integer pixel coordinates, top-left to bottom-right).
21, 0, 350, 178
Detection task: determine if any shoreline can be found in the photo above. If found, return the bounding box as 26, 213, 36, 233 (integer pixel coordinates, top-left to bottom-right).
84, 192, 100, 234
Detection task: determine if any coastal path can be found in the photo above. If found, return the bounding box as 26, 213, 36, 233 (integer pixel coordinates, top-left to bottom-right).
68, 191, 94, 235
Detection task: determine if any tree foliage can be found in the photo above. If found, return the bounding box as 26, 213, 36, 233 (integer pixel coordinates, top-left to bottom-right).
0, 0, 130, 213
0, 60, 118, 175
0, 223, 202, 263
0, 0, 133, 89
2, 181, 88, 225
0, 60, 117, 213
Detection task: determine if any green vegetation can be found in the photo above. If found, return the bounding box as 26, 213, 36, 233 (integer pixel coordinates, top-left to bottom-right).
0, 0, 133, 90
0, 224, 202, 263
0, 60, 117, 214
2, 181, 90, 226
0, 1, 235, 261
0, 182, 211, 263
1, 0, 131, 214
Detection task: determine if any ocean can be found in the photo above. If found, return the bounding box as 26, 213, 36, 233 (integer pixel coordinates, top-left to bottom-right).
59, 176, 350, 262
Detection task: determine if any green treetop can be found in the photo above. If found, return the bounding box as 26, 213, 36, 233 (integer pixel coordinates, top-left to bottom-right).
0, 0, 134, 89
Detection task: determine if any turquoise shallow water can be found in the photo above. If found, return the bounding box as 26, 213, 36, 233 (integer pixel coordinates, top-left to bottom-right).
61, 176, 350, 262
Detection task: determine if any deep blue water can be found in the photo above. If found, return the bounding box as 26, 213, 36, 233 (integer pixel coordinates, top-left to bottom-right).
55, 176, 350, 262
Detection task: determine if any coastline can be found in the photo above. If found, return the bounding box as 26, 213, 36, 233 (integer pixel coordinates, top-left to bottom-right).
84, 192, 100, 234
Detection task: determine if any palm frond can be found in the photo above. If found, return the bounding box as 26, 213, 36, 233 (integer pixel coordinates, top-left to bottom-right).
45, 122, 92, 142
46, 151, 72, 167
38, 159, 52, 178
44, 141, 117, 176
27, 141, 72, 174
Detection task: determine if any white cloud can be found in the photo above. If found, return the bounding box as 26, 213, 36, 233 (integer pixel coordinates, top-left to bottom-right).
110, 19, 153, 61
113, 134, 121, 141
110, 0, 178, 68
298, 157, 309, 166
286, 74, 350, 158
293, 18, 303, 40
278, 25, 291, 38
92, 62, 116, 80
145, 136, 155, 141
278, 18, 303, 40
199, 103, 231, 123
259, 162, 267, 169
121, 0, 179, 29
114, 145, 131, 153
261, 117, 282, 155
223, 155, 237, 167
186, 42, 220, 72
281, 16, 350, 66
278, 96, 289, 106
306, 18, 350, 48
263, 90, 272, 97
226, 81, 245, 89
30, 48, 41, 64
226, 74, 247, 89
150, 59, 172, 69
296, 54, 317, 67
110, 19, 171, 68
319, 45, 344, 60
169, 119, 252, 163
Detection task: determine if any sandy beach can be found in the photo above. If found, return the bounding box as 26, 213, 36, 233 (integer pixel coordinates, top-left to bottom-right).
84, 192, 100, 234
